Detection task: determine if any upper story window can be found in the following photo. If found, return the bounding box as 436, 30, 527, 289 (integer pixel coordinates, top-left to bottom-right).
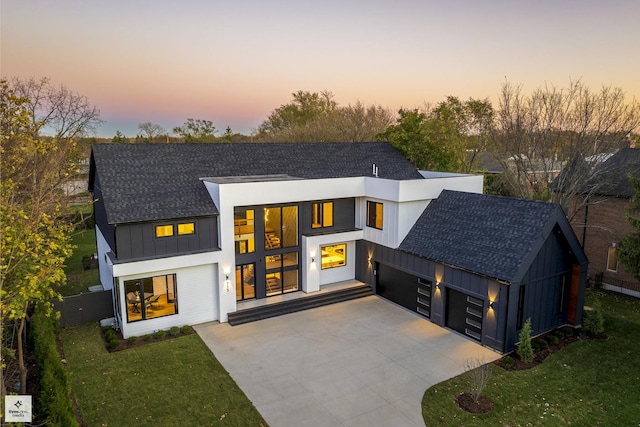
178, 222, 195, 235
312, 202, 333, 229
155, 225, 174, 238
366, 201, 383, 230
234, 209, 255, 254
607, 244, 618, 272
264, 205, 298, 250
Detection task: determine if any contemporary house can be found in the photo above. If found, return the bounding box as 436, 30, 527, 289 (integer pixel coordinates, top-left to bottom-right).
89, 142, 587, 353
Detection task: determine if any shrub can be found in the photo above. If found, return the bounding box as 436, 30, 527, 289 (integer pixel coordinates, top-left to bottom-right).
169, 326, 180, 336
143, 334, 153, 341
583, 299, 605, 336
155, 330, 166, 339
548, 335, 560, 346
30, 304, 79, 426
104, 329, 117, 341
180, 325, 191, 334
516, 318, 534, 363
108, 339, 120, 350
501, 356, 515, 369
554, 330, 565, 341
127, 336, 138, 345
536, 338, 549, 349
562, 326, 574, 337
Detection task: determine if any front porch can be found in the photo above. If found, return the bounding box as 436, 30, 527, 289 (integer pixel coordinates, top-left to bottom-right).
228, 280, 372, 325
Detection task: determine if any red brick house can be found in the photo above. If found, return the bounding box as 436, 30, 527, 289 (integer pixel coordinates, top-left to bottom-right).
567, 148, 640, 295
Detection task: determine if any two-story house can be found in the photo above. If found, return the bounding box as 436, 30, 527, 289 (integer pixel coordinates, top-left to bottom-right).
89, 142, 587, 353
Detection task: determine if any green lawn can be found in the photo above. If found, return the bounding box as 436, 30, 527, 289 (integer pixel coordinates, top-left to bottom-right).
422, 289, 640, 426
61, 323, 267, 426
62, 229, 99, 296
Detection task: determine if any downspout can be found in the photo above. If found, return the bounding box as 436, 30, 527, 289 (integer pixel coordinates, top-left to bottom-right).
502, 282, 511, 353
581, 204, 588, 248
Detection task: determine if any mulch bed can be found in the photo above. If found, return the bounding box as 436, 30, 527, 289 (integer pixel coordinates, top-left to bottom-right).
100, 325, 195, 352
456, 327, 606, 414
455, 392, 493, 414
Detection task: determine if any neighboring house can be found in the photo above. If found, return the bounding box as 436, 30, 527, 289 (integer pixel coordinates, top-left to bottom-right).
89, 142, 587, 353
566, 147, 640, 294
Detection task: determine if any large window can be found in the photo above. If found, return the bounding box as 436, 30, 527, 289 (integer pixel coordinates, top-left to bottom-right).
607, 244, 618, 272
321, 244, 346, 269
124, 274, 177, 323
236, 263, 255, 301
366, 201, 383, 229
235, 209, 255, 254
312, 202, 333, 229
265, 252, 298, 296
264, 205, 298, 250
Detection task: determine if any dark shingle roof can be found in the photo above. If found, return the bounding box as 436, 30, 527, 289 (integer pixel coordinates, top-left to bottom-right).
399, 190, 563, 282
90, 142, 422, 224
590, 148, 640, 198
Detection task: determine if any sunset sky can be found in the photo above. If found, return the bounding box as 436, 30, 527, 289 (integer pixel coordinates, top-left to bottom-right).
2, 0, 639, 138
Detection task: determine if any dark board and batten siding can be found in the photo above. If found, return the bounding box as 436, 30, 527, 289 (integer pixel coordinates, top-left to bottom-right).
115, 216, 219, 261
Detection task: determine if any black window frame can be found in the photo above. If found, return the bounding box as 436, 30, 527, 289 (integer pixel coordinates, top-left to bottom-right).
366, 201, 383, 230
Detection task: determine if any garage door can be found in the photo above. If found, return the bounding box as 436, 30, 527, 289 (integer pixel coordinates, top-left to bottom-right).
445, 288, 483, 341
376, 264, 432, 319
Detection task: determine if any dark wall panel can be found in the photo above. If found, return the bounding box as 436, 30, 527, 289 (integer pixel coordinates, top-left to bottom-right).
115, 216, 219, 261
92, 174, 116, 251
300, 198, 355, 235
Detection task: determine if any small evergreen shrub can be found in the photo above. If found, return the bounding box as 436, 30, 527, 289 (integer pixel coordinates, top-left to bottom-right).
554, 330, 565, 341
501, 356, 515, 369
516, 318, 534, 363
180, 325, 191, 334
108, 338, 120, 350
562, 326, 574, 337
548, 335, 560, 346
143, 334, 153, 341
169, 326, 180, 336
583, 299, 605, 336
155, 330, 166, 339
104, 329, 117, 341
536, 338, 548, 349
127, 336, 138, 345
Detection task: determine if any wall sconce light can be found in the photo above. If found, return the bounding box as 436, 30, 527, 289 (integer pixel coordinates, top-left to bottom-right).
435, 282, 441, 290
489, 300, 495, 309
223, 267, 231, 292
311, 256, 315, 264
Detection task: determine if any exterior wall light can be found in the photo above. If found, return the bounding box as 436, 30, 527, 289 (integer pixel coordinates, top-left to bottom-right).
223, 267, 231, 292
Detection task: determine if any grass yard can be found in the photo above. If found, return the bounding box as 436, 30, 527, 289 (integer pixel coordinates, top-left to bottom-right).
61, 322, 267, 426
62, 229, 99, 296
422, 289, 640, 426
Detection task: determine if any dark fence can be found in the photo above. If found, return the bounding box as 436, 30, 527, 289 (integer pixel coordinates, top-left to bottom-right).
53, 290, 114, 327
593, 272, 640, 297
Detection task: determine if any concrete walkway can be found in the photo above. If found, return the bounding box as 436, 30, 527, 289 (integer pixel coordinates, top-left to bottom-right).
194, 296, 499, 427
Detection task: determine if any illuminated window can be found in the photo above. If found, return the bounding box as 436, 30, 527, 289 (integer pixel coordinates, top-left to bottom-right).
234, 209, 255, 254
264, 205, 298, 250
366, 201, 383, 229
321, 243, 346, 269
312, 202, 333, 228
607, 244, 618, 272
177, 222, 195, 235
155, 225, 174, 237
124, 274, 178, 323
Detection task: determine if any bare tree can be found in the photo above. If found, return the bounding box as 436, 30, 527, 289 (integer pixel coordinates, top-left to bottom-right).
493, 80, 640, 212
10, 77, 102, 139
138, 121, 167, 142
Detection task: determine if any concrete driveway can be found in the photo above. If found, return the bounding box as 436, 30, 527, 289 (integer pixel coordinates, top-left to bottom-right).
194, 296, 499, 427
